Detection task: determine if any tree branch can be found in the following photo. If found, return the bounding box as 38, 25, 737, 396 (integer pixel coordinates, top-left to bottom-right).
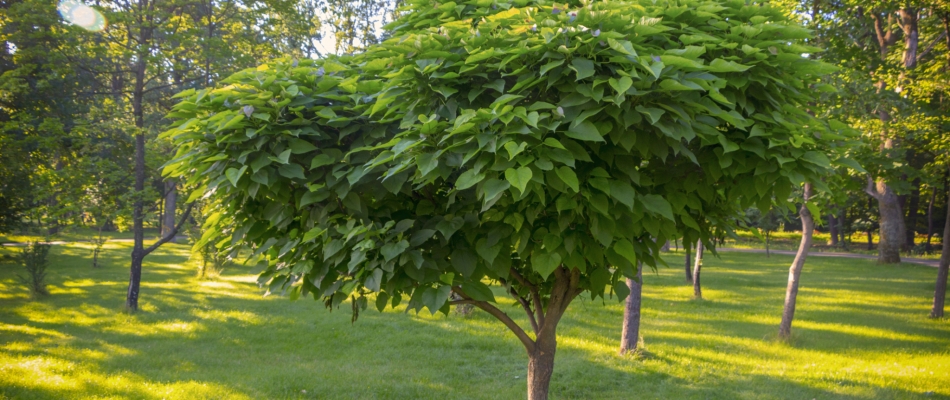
143, 202, 194, 256
865, 175, 882, 199
509, 268, 545, 326
507, 285, 539, 335
916, 31, 947, 63
453, 287, 535, 353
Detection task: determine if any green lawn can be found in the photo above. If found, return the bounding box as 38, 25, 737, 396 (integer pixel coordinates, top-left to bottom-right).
1, 243, 948, 399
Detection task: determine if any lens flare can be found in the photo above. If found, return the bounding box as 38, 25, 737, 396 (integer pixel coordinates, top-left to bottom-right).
57, 0, 107, 32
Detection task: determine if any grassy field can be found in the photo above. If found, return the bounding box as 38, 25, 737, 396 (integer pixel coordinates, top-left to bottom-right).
1, 242, 948, 399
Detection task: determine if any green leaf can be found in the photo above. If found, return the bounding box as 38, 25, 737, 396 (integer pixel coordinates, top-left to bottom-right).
381, 240, 409, 262
288, 138, 318, 154
225, 166, 247, 187
456, 170, 485, 190
531, 252, 562, 280
462, 280, 496, 302
609, 77, 632, 94
504, 141, 528, 159
540, 59, 564, 76
566, 121, 605, 142
640, 194, 675, 221
707, 58, 751, 72
607, 38, 637, 56
636, 106, 665, 124
556, 166, 579, 193
451, 248, 477, 277
613, 239, 638, 266
310, 154, 335, 169
270, 149, 291, 164
482, 178, 511, 200
505, 167, 533, 193
278, 163, 306, 179
571, 58, 595, 81
613, 279, 631, 301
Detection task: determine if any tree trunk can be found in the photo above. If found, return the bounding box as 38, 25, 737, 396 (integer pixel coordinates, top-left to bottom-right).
766, 230, 771, 257
779, 183, 815, 339
906, 178, 921, 250
926, 188, 936, 251
126, 2, 152, 311
931, 175, 950, 318
876, 188, 905, 263
692, 240, 704, 299
867, 230, 874, 250
684, 241, 692, 283
162, 179, 178, 241
829, 213, 838, 247
838, 208, 848, 250
619, 264, 643, 354
527, 337, 556, 400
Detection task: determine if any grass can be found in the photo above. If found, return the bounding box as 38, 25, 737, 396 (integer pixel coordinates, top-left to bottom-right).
710, 230, 945, 260
0, 227, 162, 245
1, 243, 949, 399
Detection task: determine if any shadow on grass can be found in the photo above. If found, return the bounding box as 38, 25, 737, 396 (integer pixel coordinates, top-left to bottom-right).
0, 245, 947, 399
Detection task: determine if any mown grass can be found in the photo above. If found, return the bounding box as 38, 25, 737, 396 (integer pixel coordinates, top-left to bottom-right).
1, 242, 948, 399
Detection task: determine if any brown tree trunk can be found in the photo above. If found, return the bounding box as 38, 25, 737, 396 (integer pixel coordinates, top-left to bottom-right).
838, 208, 848, 250
692, 240, 704, 299
906, 178, 921, 250
162, 179, 178, 240
766, 230, 771, 257
926, 188, 936, 251
829, 213, 839, 247
684, 241, 692, 283
779, 183, 814, 339
931, 175, 950, 318
619, 264, 643, 354
527, 337, 556, 400
126, 0, 152, 311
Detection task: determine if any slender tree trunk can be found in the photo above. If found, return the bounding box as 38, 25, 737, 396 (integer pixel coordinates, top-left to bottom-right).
692, 240, 704, 299
619, 263, 643, 354
867, 230, 874, 250
162, 179, 177, 241
766, 230, 771, 257
126, 1, 152, 311
906, 178, 921, 250
779, 183, 815, 339
926, 188, 936, 251
684, 241, 692, 283
829, 213, 838, 247
838, 208, 848, 250
931, 175, 950, 318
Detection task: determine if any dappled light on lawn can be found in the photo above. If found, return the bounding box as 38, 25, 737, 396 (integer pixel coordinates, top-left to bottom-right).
1, 243, 948, 399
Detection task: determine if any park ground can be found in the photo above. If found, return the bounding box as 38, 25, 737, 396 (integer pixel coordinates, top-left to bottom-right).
1, 242, 949, 399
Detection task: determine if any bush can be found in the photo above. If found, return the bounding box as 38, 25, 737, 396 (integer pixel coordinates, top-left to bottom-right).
18, 241, 51, 299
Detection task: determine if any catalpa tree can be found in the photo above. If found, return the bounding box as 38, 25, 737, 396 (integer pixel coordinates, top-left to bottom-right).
162, 0, 851, 398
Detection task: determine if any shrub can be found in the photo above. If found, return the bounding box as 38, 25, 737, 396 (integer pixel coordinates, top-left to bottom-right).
18, 241, 51, 299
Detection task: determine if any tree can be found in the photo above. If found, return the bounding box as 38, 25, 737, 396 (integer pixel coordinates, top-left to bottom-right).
163, 0, 850, 397
779, 183, 815, 339
932, 168, 950, 318
693, 239, 704, 299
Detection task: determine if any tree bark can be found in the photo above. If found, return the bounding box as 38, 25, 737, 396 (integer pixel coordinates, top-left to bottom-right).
527, 337, 556, 400
868, 176, 904, 264
162, 179, 178, 241
926, 188, 936, 251
930, 175, 950, 318
779, 183, 814, 340
838, 208, 848, 250
692, 240, 704, 299
829, 213, 838, 247
126, 0, 153, 311
684, 241, 693, 283
906, 178, 921, 250
619, 263, 643, 354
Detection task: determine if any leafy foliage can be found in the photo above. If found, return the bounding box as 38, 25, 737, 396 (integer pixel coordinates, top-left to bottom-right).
164, 0, 852, 318
17, 241, 51, 299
